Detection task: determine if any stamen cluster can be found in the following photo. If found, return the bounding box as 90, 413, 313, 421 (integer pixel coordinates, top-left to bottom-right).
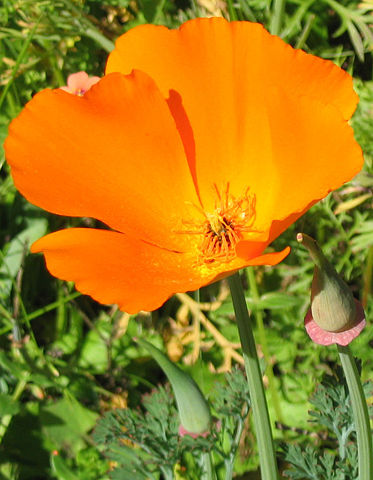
182, 184, 256, 264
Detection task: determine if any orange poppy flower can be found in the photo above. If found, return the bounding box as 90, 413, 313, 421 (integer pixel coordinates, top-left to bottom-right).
4, 18, 363, 314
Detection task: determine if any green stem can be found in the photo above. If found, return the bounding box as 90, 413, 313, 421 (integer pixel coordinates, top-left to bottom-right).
160, 467, 174, 480
295, 14, 315, 49
270, 0, 286, 36
201, 452, 215, 480
0, 292, 81, 337
228, 273, 279, 480
337, 345, 373, 480
247, 268, 284, 425
362, 245, 373, 308
0, 376, 29, 444
83, 27, 115, 52
0, 18, 41, 111
226, 0, 238, 21
56, 281, 66, 337
153, 0, 167, 23
224, 404, 248, 480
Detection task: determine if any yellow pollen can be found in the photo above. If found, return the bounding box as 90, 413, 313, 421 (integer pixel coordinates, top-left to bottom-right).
180, 183, 257, 264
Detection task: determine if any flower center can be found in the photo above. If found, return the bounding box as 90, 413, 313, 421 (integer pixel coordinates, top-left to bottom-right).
181, 184, 257, 264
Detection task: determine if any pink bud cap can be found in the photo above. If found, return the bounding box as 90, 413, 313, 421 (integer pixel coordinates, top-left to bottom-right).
305, 299, 366, 346
178, 424, 209, 438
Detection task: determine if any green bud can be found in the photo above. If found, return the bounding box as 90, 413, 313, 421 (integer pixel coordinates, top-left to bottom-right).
136, 338, 211, 434
297, 233, 357, 333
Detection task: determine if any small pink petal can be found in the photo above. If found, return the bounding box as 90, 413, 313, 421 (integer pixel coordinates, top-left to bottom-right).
178, 424, 209, 438
60, 71, 100, 95
67, 71, 89, 90
304, 299, 366, 346
85, 76, 101, 90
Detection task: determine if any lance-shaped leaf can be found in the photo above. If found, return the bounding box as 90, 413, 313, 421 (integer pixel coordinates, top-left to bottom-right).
136, 338, 211, 435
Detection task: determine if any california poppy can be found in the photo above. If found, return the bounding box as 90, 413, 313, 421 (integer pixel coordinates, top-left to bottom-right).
4, 18, 363, 313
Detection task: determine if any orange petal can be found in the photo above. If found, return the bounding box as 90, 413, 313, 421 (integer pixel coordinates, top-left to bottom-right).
5, 71, 199, 252
106, 18, 359, 213
235, 241, 290, 266
31, 228, 290, 313
31, 229, 208, 314
202, 245, 290, 286
254, 87, 363, 235
244, 246, 290, 266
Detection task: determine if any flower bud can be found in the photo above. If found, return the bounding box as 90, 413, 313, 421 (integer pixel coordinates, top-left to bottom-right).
136, 338, 211, 435
297, 233, 356, 332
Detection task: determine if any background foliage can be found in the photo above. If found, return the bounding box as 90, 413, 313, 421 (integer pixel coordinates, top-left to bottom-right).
0, 0, 372, 478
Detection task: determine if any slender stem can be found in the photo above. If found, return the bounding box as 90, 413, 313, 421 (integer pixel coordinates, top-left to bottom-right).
225, 404, 248, 480
224, 455, 235, 480
153, 0, 167, 23
197, 287, 215, 480
337, 345, 373, 480
83, 28, 115, 52
247, 268, 284, 425
0, 18, 41, 110
295, 14, 315, 49
270, 0, 286, 36
362, 245, 373, 308
0, 376, 28, 444
228, 273, 279, 480
201, 452, 215, 480
226, 0, 238, 21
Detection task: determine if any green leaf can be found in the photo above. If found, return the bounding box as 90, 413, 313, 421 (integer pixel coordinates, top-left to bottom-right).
78, 328, 108, 373
0, 351, 28, 379
346, 20, 365, 61
0, 217, 48, 299
0, 393, 20, 416
40, 397, 98, 452
251, 292, 303, 310
137, 0, 165, 22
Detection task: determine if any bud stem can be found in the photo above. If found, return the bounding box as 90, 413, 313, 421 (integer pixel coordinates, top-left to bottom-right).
201, 452, 216, 480
337, 345, 373, 480
228, 272, 279, 480
296, 232, 325, 269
